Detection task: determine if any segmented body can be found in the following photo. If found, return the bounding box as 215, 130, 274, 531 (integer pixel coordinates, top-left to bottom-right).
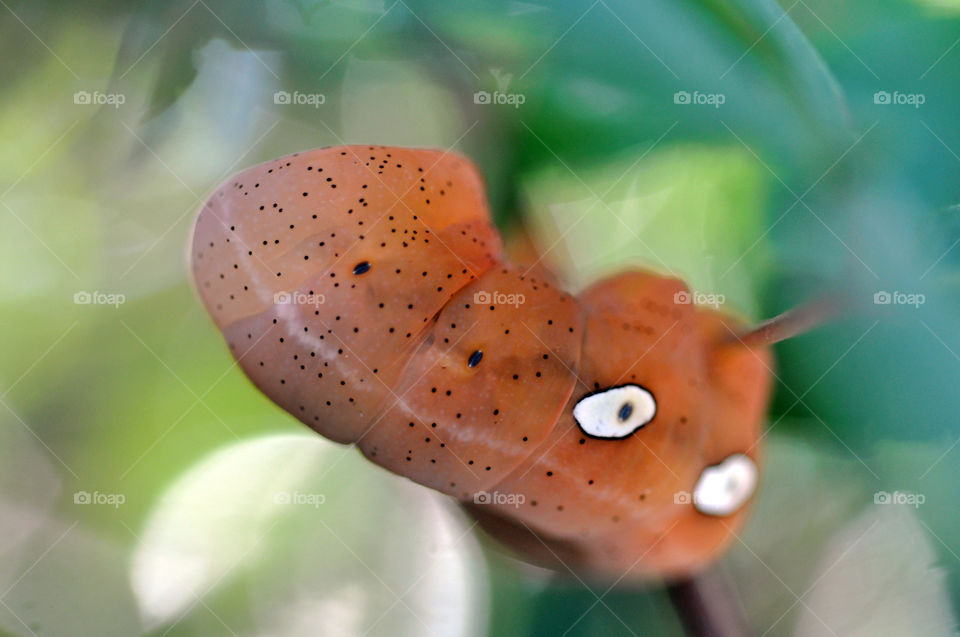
192, 146, 772, 579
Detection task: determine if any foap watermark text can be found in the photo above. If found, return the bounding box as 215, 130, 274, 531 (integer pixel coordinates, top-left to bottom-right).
874, 290, 925, 308
874, 490, 925, 508
474, 68, 525, 108
474, 290, 525, 307
274, 90, 326, 108
674, 290, 725, 309
674, 90, 725, 108
274, 491, 326, 507
74, 290, 125, 307
74, 490, 125, 508
874, 91, 925, 108
74, 90, 125, 108
275, 291, 325, 307
474, 490, 525, 508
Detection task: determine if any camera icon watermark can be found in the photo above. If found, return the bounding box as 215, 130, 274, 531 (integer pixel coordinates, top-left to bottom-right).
273, 490, 325, 507
274, 291, 325, 307
73, 90, 125, 108
874, 490, 925, 508
473, 490, 525, 508
673, 290, 725, 309
674, 490, 693, 505
873, 90, 925, 108
473, 290, 525, 307
673, 90, 725, 108
274, 90, 326, 108
74, 290, 125, 308
873, 290, 925, 308
74, 490, 126, 508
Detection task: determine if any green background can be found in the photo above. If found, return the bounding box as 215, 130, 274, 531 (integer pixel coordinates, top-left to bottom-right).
1, 0, 959, 635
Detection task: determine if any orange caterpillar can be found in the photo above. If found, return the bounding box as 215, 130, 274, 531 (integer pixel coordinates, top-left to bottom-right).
191, 146, 777, 580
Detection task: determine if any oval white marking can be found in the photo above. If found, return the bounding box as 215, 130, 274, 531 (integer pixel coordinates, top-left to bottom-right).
693, 454, 758, 517
573, 384, 656, 439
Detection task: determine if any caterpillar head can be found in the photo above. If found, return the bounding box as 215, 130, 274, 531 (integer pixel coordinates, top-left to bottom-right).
465, 272, 773, 580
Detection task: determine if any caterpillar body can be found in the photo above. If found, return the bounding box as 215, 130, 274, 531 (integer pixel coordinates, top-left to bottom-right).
191, 146, 773, 580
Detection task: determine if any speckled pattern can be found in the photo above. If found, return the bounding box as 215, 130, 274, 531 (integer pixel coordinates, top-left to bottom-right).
192, 145, 774, 580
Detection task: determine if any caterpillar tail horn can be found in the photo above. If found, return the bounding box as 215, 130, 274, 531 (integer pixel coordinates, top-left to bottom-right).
736, 293, 843, 348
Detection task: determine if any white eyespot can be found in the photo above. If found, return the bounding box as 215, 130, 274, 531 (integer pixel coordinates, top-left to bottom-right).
573, 384, 656, 439
692, 454, 758, 517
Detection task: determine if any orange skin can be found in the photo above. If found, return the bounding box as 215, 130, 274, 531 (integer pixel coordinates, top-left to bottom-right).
191, 146, 773, 581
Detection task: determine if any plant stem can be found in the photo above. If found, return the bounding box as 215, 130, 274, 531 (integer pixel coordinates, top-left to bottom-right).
667, 567, 753, 637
